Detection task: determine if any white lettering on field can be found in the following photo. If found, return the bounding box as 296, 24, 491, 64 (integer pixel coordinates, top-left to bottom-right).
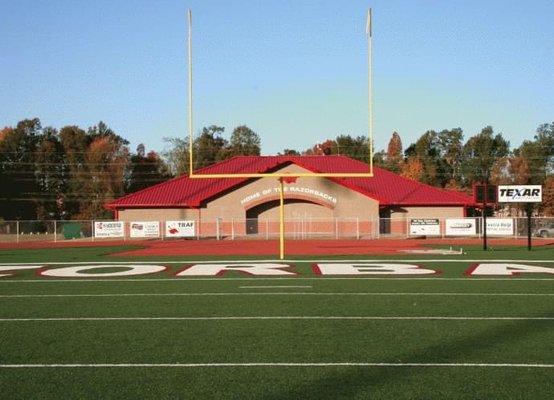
40, 265, 166, 278
0, 266, 43, 278
315, 263, 437, 275
468, 263, 554, 276
176, 264, 295, 276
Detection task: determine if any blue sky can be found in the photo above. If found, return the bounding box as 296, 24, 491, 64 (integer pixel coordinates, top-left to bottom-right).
1, 0, 553, 155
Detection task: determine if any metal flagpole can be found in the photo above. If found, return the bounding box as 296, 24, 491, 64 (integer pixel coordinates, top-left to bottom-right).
187, 9, 194, 176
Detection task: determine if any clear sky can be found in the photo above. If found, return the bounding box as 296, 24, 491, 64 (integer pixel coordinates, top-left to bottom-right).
1, 0, 553, 155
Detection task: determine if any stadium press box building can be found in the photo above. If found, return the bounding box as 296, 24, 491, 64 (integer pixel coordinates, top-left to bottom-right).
107, 155, 475, 236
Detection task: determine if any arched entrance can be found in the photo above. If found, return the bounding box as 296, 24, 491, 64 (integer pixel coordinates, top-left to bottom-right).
245, 198, 333, 235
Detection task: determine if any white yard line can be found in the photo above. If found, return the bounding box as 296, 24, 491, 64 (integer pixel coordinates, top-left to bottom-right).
0, 292, 552, 298
239, 285, 312, 289
0, 316, 552, 322
0, 362, 551, 368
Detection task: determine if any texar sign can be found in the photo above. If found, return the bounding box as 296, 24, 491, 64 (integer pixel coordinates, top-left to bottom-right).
0, 263, 553, 278
498, 185, 542, 203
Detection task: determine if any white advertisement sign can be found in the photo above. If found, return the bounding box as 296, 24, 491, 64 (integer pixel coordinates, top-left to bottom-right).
130, 221, 160, 238
498, 185, 542, 203
94, 221, 124, 238
485, 218, 514, 236
165, 220, 195, 238
409, 219, 440, 236
445, 218, 477, 236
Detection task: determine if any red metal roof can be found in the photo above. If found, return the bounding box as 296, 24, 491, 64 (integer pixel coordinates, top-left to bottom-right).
106, 155, 475, 209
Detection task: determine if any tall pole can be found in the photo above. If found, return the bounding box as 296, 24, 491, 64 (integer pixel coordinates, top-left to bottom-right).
279, 178, 285, 260
187, 9, 194, 176
366, 8, 373, 174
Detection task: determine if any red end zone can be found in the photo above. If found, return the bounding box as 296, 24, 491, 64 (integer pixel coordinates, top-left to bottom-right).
0, 238, 551, 256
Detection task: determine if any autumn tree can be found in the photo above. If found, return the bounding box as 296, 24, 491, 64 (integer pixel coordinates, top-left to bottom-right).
384, 131, 403, 173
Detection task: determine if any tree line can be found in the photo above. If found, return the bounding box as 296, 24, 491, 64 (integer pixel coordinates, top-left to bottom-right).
0, 120, 261, 220
0, 118, 552, 220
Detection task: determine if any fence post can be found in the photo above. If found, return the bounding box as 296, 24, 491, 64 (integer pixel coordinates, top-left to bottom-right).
334, 218, 338, 239
406, 219, 409, 239
16, 221, 20, 244
216, 218, 220, 240
514, 218, 518, 239
54, 220, 57, 242
231, 218, 235, 240
266, 219, 269, 240
356, 217, 360, 239
92, 221, 95, 241
161, 221, 165, 241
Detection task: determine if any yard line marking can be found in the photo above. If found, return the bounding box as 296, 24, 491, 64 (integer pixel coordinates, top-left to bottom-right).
0, 259, 553, 266
0, 362, 552, 368
0, 316, 552, 322
0, 292, 552, 298
2, 277, 554, 282
239, 285, 312, 289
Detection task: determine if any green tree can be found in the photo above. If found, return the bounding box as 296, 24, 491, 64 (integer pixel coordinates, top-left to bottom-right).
336, 135, 370, 162
462, 126, 509, 185
127, 145, 170, 193
228, 125, 261, 156
162, 137, 190, 176
0, 118, 42, 219
194, 125, 227, 168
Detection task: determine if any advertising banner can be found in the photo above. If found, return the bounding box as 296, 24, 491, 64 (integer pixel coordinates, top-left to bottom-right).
485, 218, 514, 236
445, 218, 477, 236
498, 185, 542, 203
165, 220, 195, 238
130, 221, 160, 238
94, 221, 124, 238
409, 219, 440, 236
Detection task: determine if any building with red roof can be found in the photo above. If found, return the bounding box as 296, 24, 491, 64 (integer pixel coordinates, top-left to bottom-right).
107, 155, 474, 236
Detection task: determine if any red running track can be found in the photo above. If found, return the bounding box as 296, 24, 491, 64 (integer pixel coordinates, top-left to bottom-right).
0, 238, 551, 256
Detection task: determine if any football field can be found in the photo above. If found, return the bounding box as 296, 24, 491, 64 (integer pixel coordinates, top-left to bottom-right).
0, 245, 552, 399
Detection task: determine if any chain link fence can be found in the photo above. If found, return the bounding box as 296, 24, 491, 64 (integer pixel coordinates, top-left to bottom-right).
0, 217, 552, 243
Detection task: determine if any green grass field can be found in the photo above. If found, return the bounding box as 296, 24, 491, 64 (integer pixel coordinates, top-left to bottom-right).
0, 245, 552, 399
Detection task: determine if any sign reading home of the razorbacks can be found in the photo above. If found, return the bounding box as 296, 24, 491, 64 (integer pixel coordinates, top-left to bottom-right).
240, 186, 338, 207
485, 218, 514, 236
445, 218, 477, 236
165, 220, 195, 237
498, 185, 542, 203
94, 221, 124, 238
130, 221, 160, 238
409, 219, 440, 236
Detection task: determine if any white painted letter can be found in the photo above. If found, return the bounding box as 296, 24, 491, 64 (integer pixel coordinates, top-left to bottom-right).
40, 265, 166, 278
315, 263, 436, 275
468, 263, 554, 276
0, 266, 43, 278
177, 263, 295, 276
